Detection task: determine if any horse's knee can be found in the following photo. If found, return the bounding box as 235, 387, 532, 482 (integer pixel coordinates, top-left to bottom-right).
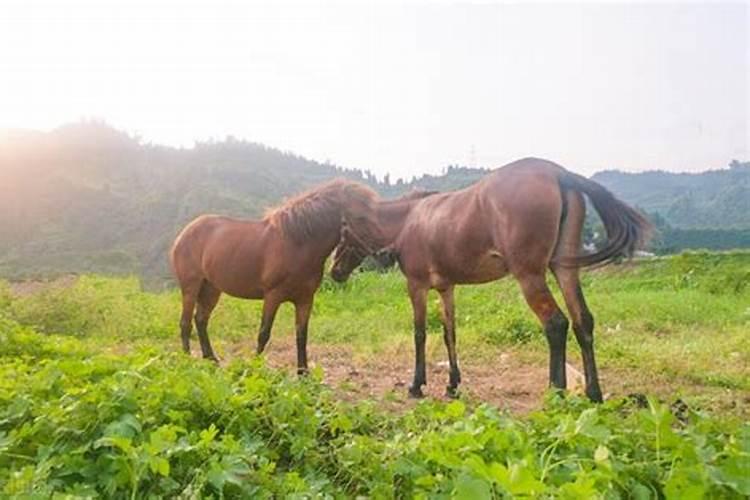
544, 311, 569, 349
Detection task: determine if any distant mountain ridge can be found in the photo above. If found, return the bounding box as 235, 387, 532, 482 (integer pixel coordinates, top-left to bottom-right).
0, 122, 747, 282
591, 164, 750, 230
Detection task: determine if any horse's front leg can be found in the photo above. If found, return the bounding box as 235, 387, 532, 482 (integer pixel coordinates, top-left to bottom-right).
294, 298, 313, 376
256, 297, 281, 354
407, 282, 429, 398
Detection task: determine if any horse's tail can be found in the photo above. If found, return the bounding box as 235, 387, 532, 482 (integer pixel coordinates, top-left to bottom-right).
554, 171, 653, 268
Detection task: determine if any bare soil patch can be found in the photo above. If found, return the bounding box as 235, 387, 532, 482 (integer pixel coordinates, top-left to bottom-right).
214, 336, 749, 417
221, 337, 552, 414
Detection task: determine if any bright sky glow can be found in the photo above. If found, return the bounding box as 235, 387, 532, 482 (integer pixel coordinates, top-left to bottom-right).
0, 0, 747, 179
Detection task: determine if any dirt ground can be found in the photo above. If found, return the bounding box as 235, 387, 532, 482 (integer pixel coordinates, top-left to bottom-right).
217, 336, 750, 417
220, 336, 585, 414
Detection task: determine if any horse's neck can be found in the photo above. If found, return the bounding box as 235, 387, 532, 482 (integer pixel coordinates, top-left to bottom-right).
377, 199, 419, 243
310, 223, 343, 261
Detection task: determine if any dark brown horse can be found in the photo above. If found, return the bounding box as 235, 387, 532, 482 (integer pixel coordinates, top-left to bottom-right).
170, 179, 383, 373
331, 158, 652, 402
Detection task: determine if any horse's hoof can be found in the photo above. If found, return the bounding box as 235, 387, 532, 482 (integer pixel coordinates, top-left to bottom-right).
297, 368, 309, 377
203, 355, 220, 364
445, 386, 460, 399
408, 386, 425, 399
588, 391, 604, 404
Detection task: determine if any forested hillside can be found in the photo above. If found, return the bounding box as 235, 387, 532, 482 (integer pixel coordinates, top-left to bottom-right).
1, 122, 747, 282
592, 163, 750, 229
0, 122, 376, 281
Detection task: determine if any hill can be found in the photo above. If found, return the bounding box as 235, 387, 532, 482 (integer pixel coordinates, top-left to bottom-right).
591, 163, 750, 229
0, 122, 379, 281
0, 122, 747, 282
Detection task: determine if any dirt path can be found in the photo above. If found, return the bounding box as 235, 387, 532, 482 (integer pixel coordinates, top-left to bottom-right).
215, 336, 749, 417
219, 336, 562, 414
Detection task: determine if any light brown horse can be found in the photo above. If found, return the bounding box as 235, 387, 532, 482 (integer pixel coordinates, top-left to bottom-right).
170, 179, 383, 373
331, 158, 652, 402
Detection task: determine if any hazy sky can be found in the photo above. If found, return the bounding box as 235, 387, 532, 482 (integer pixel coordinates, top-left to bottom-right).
0, 0, 747, 179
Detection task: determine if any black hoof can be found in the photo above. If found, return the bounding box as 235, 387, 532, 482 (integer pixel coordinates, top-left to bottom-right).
408, 386, 425, 399
297, 368, 309, 377
203, 355, 220, 364
588, 391, 604, 404
445, 386, 460, 399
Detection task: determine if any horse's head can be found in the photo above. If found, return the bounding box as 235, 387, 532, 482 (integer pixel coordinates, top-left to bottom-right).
330, 217, 378, 282
327, 182, 384, 282
330, 186, 436, 282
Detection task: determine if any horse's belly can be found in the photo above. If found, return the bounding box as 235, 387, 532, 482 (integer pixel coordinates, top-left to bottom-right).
204, 272, 265, 300
222, 286, 265, 300
463, 251, 508, 284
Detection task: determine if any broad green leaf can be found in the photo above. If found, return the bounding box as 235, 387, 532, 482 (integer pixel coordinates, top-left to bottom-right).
445, 400, 466, 419
453, 473, 491, 500
664, 464, 707, 500
150, 456, 170, 477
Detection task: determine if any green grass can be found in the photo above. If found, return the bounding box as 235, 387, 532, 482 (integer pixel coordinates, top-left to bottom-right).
0, 251, 748, 497
3, 251, 749, 397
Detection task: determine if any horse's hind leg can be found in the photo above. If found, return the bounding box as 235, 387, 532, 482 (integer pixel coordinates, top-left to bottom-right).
179, 292, 197, 354
516, 272, 569, 393
195, 281, 222, 362
551, 189, 603, 402
551, 267, 602, 402
438, 286, 461, 398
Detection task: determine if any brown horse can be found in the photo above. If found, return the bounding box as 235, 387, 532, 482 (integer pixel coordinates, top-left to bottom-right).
170, 179, 383, 373
331, 158, 652, 402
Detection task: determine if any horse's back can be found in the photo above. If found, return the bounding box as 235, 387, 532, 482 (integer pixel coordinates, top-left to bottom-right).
170, 215, 255, 284
490, 156, 566, 176
396, 158, 569, 284
172, 214, 230, 261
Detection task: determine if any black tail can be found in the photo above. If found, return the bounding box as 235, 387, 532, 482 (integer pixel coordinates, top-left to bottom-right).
555, 171, 654, 268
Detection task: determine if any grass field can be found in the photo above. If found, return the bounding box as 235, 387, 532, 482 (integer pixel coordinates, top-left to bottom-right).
1, 251, 748, 497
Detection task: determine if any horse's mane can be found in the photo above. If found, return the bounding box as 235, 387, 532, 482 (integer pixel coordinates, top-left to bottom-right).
266, 179, 378, 243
